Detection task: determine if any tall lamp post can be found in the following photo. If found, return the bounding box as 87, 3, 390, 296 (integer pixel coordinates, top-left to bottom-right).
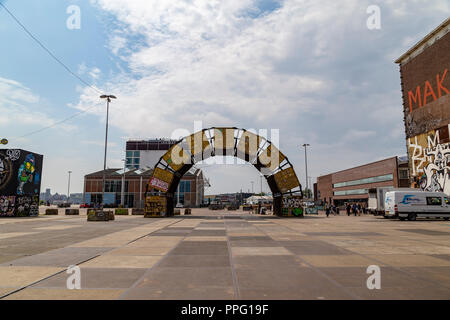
100, 95, 116, 208
67, 171, 72, 204
302, 144, 310, 199
121, 159, 126, 207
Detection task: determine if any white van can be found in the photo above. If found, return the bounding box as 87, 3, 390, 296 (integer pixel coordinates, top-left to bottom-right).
384, 190, 450, 221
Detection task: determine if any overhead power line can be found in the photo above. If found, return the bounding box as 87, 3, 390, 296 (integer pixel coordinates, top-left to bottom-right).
0, 2, 106, 138
0, 2, 103, 95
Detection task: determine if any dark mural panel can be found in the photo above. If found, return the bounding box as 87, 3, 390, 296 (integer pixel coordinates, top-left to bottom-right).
0, 149, 43, 217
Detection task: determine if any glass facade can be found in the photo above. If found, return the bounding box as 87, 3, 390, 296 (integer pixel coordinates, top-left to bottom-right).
333, 174, 393, 188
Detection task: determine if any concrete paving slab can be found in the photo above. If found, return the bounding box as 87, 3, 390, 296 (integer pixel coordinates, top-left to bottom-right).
136, 267, 234, 288
281, 240, 354, 255
347, 286, 450, 300
366, 254, 450, 267
4, 288, 125, 300
0, 232, 38, 240
105, 246, 172, 256
233, 255, 309, 269
158, 255, 230, 268
299, 255, 382, 267
81, 255, 162, 269
184, 236, 227, 241
122, 285, 235, 300
0, 266, 63, 287
238, 286, 354, 300
32, 267, 148, 289
171, 242, 229, 256
232, 247, 293, 256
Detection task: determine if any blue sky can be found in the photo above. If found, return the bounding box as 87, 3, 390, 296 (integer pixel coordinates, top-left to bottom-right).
1, 0, 449, 195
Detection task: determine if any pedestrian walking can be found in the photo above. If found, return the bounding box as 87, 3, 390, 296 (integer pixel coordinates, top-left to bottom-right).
346, 203, 351, 216
325, 204, 331, 218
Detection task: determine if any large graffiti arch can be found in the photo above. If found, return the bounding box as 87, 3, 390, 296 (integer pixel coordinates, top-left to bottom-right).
145, 127, 303, 217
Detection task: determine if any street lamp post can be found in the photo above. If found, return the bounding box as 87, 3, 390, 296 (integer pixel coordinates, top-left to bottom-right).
100, 95, 116, 208
121, 159, 126, 207
260, 174, 263, 194
67, 171, 72, 204
302, 144, 310, 199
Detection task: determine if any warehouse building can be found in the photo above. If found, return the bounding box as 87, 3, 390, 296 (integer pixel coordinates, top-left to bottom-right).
316, 156, 409, 206
396, 17, 450, 194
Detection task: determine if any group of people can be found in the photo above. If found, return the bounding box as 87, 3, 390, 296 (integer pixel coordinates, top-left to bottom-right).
324, 202, 367, 217
345, 202, 367, 216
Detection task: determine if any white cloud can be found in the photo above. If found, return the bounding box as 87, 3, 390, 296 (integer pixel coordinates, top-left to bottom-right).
72, 0, 449, 193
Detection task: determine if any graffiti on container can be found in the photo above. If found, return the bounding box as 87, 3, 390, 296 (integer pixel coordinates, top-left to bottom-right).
408, 126, 450, 195
0, 196, 16, 217
282, 196, 303, 217
15, 196, 39, 217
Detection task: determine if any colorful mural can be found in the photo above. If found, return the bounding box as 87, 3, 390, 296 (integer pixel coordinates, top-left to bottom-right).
407, 125, 450, 194
0, 149, 43, 217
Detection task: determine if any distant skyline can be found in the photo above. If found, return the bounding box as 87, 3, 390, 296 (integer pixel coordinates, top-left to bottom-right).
1, 1, 449, 195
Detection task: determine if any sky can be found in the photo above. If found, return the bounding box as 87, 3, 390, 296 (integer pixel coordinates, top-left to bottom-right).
0, 0, 449, 196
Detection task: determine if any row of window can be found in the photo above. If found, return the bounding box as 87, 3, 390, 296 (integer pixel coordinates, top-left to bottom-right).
334, 188, 368, 196
104, 180, 129, 193
333, 174, 393, 188
126, 151, 140, 169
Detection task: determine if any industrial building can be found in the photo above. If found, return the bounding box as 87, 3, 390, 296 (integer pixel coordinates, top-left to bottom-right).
125, 139, 178, 170
396, 17, 450, 194
315, 156, 410, 206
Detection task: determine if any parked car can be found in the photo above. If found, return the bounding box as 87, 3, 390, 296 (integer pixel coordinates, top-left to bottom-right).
384, 190, 450, 221
80, 203, 91, 208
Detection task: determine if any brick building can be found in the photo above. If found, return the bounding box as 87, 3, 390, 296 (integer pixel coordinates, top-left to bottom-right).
316, 156, 410, 206
83, 167, 205, 208
396, 17, 450, 194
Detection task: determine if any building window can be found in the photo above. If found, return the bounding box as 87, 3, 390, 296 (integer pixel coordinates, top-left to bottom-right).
126, 150, 141, 169
333, 174, 393, 188
399, 169, 409, 179
334, 189, 368, 196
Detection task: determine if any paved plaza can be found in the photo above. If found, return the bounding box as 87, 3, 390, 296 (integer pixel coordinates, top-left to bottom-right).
0, 208, 449, 300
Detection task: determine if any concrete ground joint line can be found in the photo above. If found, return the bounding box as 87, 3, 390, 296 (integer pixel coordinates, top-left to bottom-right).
117, 218, 191, 300
224, 220, 241, 300
0, 253, 102, 300
251, 219, 363, 300
272, 216, 450, 292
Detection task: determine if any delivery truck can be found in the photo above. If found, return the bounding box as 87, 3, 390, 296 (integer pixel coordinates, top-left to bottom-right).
368, 187, 394, 216
384, 190, 450, 221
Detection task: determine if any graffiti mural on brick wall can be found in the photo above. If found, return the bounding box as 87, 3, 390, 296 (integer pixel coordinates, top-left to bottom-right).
407, 125, 450, 194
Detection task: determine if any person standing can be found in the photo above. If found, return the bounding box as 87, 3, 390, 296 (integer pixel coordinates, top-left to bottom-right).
346, 203, 351, 216
325, 204, 331, 218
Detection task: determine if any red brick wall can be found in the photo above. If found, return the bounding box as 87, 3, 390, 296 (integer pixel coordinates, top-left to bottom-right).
400, 31, 450, 138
